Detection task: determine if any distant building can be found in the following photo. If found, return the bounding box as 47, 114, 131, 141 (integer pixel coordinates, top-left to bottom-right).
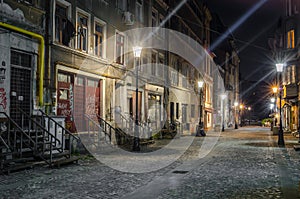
210, 12, 240, 128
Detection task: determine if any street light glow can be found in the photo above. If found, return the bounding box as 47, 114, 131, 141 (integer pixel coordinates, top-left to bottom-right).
133, 46, 142, 58
234, 102, 238, 107
272, 87, 278, 93
270, 97, 275, 103
198, 80, 204, 88
275, 63, 284, 72
221, 94, 226, 100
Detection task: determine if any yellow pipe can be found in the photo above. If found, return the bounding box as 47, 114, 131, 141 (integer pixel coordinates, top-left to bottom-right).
0, 22, 44, 106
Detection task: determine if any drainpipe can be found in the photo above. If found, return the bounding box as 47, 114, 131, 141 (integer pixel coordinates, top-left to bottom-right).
0, 22, 44, 106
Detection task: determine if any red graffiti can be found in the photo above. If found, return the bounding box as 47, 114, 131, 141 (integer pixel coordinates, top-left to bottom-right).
0, 88, 7, 109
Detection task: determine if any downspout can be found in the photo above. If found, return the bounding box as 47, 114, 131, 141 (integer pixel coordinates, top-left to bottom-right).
0, 22, 44, 106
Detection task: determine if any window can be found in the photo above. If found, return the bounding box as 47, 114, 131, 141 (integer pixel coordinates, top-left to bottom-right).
11, 51, 32, 68
58, 73, 71, 83
94, 21, 105, 58
116, 0, 127, 11
159, 14, 165, 37
151, 50, 158, 76
152, 9, 158, 27
171, 71, 178, 86
75, 76, 84, 86
291, 65, 296, 83
87, 79, 98, 87
191, 104, 195, 118
287, 29, 295, 49
158, 53, 164, 77
55, 4, 67, 44
77, 13, 88, 52
116, 32, 125, 64
136, 0, 143, 22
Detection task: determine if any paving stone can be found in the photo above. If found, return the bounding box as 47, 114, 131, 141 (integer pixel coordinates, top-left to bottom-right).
1, 127, 300, 198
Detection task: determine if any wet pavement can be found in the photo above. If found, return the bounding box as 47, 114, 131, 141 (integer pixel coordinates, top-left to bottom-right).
1, 126, 300, 199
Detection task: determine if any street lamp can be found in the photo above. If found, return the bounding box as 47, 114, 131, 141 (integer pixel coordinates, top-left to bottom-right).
132, 46, 142, 151
221, 94, 226, 132
276, 63, 285, 147
239, 104, 244, 126
234, 102, 238, 129
272, 87, 278, 127
196, 80, 205, 136
247, 106, 251, 125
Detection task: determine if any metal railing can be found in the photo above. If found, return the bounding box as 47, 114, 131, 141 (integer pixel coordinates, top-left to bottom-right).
116, 113, 152, 139
0, 112, 36, 161
38, 109, 80, 158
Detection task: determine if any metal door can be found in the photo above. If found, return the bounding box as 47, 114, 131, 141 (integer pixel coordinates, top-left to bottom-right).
10, 51, 32, 127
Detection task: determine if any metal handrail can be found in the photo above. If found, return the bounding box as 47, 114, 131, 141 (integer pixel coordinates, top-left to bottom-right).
38, 109, 80, 141
0, 111, 36, 159
18, 108, 61, 146
38, 109, 80, 157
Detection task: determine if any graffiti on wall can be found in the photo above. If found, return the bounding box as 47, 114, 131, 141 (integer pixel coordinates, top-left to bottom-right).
0, 88, 7, 110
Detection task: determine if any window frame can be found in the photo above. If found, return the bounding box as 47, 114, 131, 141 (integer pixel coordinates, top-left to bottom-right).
115, 31, 125, 65
287, 29, 295, 49
76, 8, 91, 53
53, 0, 72, 45
136, 0, 143, 23
94, 18, 107, 58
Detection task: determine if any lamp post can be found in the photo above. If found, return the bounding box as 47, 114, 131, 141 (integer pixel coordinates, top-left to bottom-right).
272, 87, 278, 127
247, 107, 251, 125
239, 104, 244, 126
196, 80, 204, 136
221, 94, 226, 132
276, 63, 285, 147
132, 46, 142, 151
234, 102, 238, 129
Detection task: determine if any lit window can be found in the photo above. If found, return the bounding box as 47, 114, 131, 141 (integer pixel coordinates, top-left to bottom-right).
287, 29, 295, 49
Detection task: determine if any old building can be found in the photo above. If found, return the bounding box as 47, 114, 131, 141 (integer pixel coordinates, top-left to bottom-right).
0, 0, 46, 124
269, 0, 300, 133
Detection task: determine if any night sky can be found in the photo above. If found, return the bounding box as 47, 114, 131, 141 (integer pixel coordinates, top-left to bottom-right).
205, 0, 284, 82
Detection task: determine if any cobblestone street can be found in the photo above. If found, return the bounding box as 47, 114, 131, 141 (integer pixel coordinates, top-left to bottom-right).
1, 127, 300, 199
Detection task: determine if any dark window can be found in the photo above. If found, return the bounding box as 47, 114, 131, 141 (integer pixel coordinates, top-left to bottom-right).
77, 13, 88, 52
55, 4, 67, 45
116, 33, 124, 64
94, 23, 104, 57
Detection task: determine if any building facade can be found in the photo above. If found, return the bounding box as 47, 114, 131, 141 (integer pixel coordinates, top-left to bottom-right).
269, 0, 300, 133
0, 0, 46, 124
0, 0, 228, 137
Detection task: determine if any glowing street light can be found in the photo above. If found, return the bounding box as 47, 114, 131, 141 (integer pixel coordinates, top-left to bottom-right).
196, 80, 205, 136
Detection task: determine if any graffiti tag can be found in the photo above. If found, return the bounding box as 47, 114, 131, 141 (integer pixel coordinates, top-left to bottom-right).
0, 88, 7, 109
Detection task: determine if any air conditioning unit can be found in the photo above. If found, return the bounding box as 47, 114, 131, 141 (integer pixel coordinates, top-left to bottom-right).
122, 12, 134, 25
